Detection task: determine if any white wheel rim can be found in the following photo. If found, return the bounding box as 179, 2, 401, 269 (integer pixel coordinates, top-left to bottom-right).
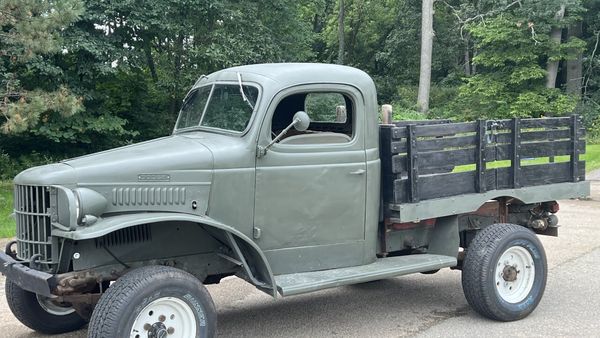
36, 295, 76, 316
130, 297, 197, 338
494, 246, 535, 303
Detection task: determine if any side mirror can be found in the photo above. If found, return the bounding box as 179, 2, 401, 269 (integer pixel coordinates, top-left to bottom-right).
258, 111, 311, 157
292, 111, 310, 131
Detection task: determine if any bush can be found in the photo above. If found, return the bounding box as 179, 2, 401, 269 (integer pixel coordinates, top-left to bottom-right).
576, 99, 600, 144
0, 150, 60, 181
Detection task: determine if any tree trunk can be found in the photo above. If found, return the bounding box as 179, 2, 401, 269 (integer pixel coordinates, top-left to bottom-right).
417, 0, 434, 113
566, 21, 583, 96
143, 37, 158, 83
471, 48, 477, 74
337, 0, 345, 64
464, 41, 471, 76
546, 5, 565, 89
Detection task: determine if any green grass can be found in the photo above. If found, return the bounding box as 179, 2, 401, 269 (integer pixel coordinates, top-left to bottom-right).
0, 181, 14, 238
454, 144, 600, 173
585, 144, 600, 172
1, 144, 599, 239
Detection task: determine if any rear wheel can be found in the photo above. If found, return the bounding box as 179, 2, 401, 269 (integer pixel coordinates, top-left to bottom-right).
461, 223, 547, 321
5, 280, 87, 334
88, 265, 216, 338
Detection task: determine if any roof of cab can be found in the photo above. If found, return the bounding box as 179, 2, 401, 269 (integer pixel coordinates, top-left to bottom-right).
193, 63, 375, 90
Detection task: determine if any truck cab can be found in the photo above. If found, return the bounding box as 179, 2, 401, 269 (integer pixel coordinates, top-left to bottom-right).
1, 64, 590, 337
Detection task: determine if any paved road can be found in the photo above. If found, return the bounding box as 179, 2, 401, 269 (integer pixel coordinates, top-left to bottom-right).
1, 181, 599, 338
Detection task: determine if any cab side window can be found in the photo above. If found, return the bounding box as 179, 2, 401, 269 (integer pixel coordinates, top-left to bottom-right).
305, 93, 347, 123
271, 92, 354, 145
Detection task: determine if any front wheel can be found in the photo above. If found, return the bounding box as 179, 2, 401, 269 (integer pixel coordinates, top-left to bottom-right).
88, 265, 216, 338
461, 223, 547, 321
5, 280, 87, 334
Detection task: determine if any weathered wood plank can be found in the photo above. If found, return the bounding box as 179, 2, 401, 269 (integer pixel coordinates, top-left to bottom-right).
521, 161, 585, 186
418, 171, 476, 200
389, 162, 585, 204
382, 174, 397, 202
392, 154, 407, 173
512, 118, 521, 188
418, 148, 476, 169
476, 120, 487, 193
571, 115, 581, 182
520, 117, 572, 128
392, 119, 451, 127
392, 178, 408, 204
520, 140, 586, 157
494, 129, 583, 143
392, 127, 408, 139
407, 125, 419, 202
416, 135, 477, 152
379, 126, 395, 175
414, 121, 477, 137
390, 140, 407, 154
493, 167, 512, 190
484, 144, 512, 162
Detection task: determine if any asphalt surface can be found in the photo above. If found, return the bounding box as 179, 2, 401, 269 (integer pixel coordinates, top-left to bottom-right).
1, 179, 599, 338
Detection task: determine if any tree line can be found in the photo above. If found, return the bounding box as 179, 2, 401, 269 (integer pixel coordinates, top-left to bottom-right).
1, 0, 599, 179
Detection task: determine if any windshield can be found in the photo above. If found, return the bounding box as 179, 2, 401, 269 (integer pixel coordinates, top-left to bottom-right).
175, 84, 259, 132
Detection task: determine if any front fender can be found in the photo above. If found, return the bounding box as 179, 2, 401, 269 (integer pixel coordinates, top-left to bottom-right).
52, 213, 277, 297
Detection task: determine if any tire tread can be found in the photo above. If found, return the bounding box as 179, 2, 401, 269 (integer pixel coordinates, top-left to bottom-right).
462, 223, 546, 321
88, 265, 215, 338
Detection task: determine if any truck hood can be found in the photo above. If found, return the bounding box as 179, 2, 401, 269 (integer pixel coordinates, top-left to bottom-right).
15, 135, 214, 186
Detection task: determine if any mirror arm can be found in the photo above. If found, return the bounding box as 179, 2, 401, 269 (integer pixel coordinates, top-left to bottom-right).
258, 117, 301, 157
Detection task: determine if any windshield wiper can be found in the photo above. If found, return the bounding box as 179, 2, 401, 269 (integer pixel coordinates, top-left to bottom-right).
237, 72, 255, 111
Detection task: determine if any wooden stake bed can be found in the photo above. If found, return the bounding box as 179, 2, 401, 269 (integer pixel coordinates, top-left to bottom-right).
380, 116, 588, 222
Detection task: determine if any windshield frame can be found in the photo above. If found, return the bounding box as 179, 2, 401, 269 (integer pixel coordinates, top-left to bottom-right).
173, 81, 262, 136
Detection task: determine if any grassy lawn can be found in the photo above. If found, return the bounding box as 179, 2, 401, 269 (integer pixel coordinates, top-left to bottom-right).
0, 181, 14, 238
453, 144, 600, 172
585, 144, 600, 172
0, 145, 599, 239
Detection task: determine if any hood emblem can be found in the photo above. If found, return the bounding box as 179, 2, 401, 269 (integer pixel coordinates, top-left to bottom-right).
138, 174, 171, 182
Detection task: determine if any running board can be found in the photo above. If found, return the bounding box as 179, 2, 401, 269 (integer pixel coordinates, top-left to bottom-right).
274, 254, 457, 297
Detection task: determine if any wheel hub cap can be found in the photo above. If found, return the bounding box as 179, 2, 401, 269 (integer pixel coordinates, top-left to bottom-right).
130, 297, 196, 338
494, 246, 535, 303
148, 322, 168, 338
502, 265, 518, 282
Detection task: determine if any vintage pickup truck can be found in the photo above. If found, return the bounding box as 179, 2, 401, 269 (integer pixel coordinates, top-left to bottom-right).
0, 64, 590, 337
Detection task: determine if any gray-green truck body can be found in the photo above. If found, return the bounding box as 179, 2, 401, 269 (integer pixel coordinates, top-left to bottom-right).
0, 63, 590, 336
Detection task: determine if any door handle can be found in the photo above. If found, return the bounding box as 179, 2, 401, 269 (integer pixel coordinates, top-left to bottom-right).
349, 169, 366, 175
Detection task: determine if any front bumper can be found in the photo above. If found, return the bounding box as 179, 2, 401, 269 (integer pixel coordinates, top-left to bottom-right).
0, 249, 56, 297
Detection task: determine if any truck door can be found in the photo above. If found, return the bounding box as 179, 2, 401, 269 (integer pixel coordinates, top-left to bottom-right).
254, 85, 367, 275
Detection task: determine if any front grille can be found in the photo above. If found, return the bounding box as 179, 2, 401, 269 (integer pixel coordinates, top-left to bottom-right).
14, 185, 54, 268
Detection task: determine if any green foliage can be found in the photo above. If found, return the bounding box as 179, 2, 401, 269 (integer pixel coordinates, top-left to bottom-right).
0, 149, 60, 180
0, 0, 84, 134
452, 15, 581, 119
390, 107, 428, 121
305, 93, 347, 122
1, 0, 599, 176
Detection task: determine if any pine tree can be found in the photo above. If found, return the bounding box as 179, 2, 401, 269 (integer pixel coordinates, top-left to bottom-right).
0, 0, 84, 134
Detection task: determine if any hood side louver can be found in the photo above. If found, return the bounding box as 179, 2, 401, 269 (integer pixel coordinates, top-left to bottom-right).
111, 187, 186, 206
